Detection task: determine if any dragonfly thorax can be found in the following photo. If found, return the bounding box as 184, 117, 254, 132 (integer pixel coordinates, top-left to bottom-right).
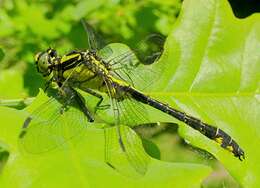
82, 50, 111, 74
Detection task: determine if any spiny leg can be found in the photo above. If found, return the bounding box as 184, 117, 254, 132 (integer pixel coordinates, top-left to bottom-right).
60, 87, 94, 122
68, 87, 94, 122
44, 78, 53, 92
83, 88, 110, 113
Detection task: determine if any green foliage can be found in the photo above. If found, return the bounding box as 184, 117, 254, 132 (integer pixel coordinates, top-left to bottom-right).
148, 0, 259, 187
0, 0, 259, 187
0, 49, 4, 62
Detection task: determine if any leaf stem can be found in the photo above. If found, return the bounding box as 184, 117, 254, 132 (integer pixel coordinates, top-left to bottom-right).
0, 97, 35, 108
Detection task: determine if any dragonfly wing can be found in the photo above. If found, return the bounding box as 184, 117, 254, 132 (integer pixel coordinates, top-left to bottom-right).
81, 19, 113, 61
98, 45, 114, 62
81, 19, 112, 54
104, 126, 150, 177
81, 19, 100, 51
111, 48, 162, 90
103, 34, 165, 90
117, 96, 150, 127
103, 78, 150, 177
19, 96, 87, 154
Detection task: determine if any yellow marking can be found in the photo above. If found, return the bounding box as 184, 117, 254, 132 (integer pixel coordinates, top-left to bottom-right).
85, 54, 132, 90
61, 53, 81, 63
63, 64, 95, 82
108, 75, 130, 87
90, 56, 109, 74
227, 146, 234, 152
215, 137, 223, 144
35, 53, 41, 61
47, 49, 52, 54
50, 56, 55, 62
75, 66, 83, 73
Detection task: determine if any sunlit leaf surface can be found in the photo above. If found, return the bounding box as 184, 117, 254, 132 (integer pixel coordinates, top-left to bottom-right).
146, 0, 259, 187
0, 0, 259, 187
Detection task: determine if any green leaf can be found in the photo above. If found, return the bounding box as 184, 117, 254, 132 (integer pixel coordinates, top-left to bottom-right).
0, 48, 4, 62
0, 91, 211, 188
1, 0, 258, 186
147, 0, 259, 187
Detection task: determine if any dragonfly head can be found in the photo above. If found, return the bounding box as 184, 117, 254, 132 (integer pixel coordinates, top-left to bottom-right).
35, 48, 58, 77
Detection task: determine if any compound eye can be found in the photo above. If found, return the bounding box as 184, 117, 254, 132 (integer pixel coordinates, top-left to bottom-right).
47, 48, 57, 58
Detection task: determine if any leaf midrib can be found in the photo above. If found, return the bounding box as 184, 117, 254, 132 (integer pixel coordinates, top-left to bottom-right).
189, 1, 218, 91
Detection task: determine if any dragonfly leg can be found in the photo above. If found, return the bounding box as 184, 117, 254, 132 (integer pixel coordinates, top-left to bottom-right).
60, 87, 94, 122
73, 90, 94, 122
44, 78, 53, 92
83, 88, 110, 113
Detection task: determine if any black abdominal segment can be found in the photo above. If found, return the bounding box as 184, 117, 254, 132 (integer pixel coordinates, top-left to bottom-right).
124, 86, 245, 160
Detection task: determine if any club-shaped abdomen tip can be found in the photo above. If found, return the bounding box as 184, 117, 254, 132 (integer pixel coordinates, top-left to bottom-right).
237, 148, 245, 161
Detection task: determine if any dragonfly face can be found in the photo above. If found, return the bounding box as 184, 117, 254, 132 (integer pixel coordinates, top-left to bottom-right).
35, 48, 58, 77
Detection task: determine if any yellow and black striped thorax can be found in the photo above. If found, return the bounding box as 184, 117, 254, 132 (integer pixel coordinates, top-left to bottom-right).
60, 50, 109, 73
35, 48, 111, 78
56, 49, 122, 93
59, 50, 131, 95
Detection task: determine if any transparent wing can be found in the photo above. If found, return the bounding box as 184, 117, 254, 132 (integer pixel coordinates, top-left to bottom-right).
104, 126, 150, 177
81, 19, 165, 90
19, 96, 88, 154
103, 78, 150, 177
101, 34, 165, 90
117, 96, 150, 127
81, 19, 113, 58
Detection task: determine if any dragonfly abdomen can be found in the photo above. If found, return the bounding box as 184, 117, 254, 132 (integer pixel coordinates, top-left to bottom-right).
124, 86, 245, 160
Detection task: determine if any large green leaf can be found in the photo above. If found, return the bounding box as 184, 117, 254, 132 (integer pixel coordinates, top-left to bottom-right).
145, 0, 259, 187
0, 90, 210, 188
0, 0, 259, 187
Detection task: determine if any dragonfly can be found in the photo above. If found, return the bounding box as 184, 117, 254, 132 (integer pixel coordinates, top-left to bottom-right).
19, 19, 245, 176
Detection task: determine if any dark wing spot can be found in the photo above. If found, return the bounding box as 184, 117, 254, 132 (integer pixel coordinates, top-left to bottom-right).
22, 117, 32, 129
19, 117, 32, 138
19, 130, 27, 139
